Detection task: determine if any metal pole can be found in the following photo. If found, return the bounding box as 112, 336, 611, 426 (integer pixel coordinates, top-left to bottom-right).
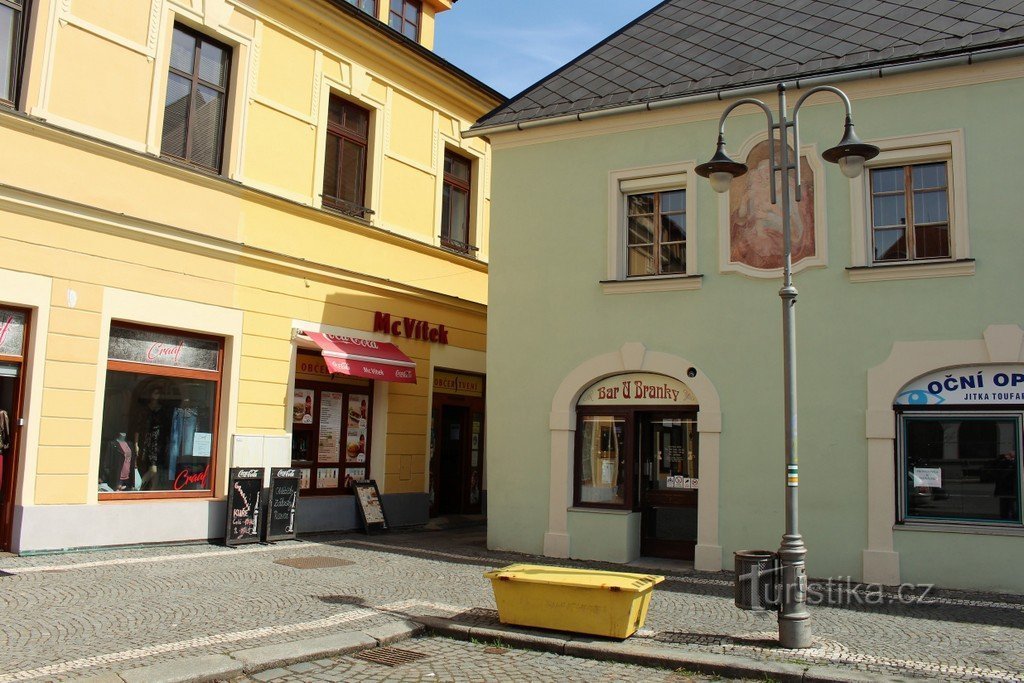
775, 83, 811, 649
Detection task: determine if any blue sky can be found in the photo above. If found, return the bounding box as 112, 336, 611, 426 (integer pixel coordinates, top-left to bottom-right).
434, 0, 662, 97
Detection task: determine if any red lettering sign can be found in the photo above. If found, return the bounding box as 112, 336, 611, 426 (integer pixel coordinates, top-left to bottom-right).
371, 311, 448, 345
0, 316, 12, 347
146, 341, 184, 364
174, 464, 211, 490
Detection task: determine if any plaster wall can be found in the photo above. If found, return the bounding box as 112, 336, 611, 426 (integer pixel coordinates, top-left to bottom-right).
485, 70, 1024, 591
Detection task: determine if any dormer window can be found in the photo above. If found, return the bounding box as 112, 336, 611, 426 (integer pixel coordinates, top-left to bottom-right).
389, 0, 421, 41
346, 0, 377, 17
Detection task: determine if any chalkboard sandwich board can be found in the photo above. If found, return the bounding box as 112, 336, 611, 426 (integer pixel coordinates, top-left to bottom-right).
352, 479, 389, 534
225, 467, 265, 546
265, 467, 300, 542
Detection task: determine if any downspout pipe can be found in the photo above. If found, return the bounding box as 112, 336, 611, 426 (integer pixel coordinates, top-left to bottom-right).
464, 43, 1024, 139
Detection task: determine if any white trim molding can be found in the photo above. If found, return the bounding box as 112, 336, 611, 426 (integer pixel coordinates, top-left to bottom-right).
606, 162, 699, 288
863, 324, 1024, 585
848, 129, 971, 282
716, 132, 828, 279
546, 342, 723, 571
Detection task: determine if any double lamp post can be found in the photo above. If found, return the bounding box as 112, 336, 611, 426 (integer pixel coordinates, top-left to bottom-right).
695, 83, 879, 649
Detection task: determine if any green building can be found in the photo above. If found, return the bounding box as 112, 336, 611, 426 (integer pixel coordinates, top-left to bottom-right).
472, 0, 1024, 593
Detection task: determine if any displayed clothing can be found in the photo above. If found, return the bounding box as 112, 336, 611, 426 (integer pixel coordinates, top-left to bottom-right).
99, 438, 135, 491
167, 406, 197, 482
0, 409, 9, 452
133, 404, 169, 489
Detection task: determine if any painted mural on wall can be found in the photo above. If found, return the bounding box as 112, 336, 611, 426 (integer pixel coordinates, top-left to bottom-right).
729, 140, 816, 270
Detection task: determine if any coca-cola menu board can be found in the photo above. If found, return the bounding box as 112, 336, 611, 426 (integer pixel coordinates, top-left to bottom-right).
225, 467, 264, 546
265, 468, 299, 542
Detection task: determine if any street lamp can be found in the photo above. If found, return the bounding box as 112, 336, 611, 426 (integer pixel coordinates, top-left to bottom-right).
695, 84, 878, 649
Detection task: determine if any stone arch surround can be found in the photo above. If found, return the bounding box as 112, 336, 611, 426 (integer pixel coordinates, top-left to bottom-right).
545, 342, 723, 571
863, 324, 1024, 585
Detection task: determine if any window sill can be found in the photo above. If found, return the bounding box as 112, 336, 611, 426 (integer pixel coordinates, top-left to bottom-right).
894, 521, 1024, 537
846, 259, 975, 283
568, 506, 633, 515
600, 274, 703, 294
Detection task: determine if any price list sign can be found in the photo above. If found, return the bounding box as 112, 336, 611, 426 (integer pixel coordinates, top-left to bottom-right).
265, 468, 300, 542
225, 467, 265, 546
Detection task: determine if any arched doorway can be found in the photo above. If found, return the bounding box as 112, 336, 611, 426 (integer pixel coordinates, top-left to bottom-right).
546, 342, 723, 570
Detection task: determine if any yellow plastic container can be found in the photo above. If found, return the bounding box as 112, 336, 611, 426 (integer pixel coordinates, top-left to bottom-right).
483, 563, 664, 639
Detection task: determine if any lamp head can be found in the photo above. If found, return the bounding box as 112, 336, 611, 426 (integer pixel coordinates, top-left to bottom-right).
695, 134, 748, 193
822, 117, 880, 178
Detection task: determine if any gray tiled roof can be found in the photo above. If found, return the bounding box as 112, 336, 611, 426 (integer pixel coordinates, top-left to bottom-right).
474, 0, 1024, 129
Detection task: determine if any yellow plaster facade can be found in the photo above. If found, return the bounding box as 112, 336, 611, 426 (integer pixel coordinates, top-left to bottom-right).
0, 0, 499, 551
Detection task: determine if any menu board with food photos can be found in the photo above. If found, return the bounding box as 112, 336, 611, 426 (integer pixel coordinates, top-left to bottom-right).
352, 479, 388, 533
345, 394, 369, 464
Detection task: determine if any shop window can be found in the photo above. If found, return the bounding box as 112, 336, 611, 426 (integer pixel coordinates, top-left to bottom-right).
346, 0, 377, 17
322, 95, 371, 219
161, 24, 231, 173
574, 412, 631, 508
291, 354, 372, 495
604, 164, 700, 293
99, 325, 223, 498
899, 413, 1022, 526
0, 0, 29, 108
441, 150, 475, 254
848, 130, 972, 282
388, 0, 420, 40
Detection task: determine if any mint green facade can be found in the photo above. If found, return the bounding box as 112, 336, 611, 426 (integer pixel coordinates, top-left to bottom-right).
484, 65, 1024, 593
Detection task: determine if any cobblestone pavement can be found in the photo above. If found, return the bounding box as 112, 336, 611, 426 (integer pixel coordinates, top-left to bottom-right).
231, 636, 721, 682
0, 525, 1022, 682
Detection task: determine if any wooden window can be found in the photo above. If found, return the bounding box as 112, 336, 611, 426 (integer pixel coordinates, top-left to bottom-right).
161, 24, 231, 173
322, 95, 371, 218
346, 0, 377, 16
441, 150, 474, 254
388, 0, 420, 40
0, 0, 29, 107
626, 189, 686, 277
99, 324, 224, 501
871, 162, 951, 263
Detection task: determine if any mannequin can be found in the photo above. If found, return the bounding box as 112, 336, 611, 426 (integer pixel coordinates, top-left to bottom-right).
100, 432, 135, 491
134, 387, 167, 490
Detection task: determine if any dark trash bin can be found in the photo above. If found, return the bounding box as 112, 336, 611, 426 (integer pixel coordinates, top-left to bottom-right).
734, 550, 779, 611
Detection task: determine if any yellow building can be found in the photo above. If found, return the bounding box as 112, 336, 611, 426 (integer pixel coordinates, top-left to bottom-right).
0, 0, 501, 552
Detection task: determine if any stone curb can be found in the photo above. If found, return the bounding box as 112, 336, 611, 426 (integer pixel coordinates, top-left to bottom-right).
419, 617, 917, 683
69, 621, 425, 683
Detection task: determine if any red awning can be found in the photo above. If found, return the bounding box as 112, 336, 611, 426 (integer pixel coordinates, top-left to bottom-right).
303, 331, 417, 384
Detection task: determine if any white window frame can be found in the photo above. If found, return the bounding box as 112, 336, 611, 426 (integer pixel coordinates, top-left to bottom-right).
849, 129, 972, 283
897, 410, 1023, 530
604, 162, 700, 294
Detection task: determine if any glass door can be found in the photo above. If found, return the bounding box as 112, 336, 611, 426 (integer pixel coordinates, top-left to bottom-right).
638, 412, 699, 560
0, 361, 22, 551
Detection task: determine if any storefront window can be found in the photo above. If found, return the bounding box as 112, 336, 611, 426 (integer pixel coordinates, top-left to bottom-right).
576, 414, 627, 506
291, 353, 372, 495
99, 325, 222, 497
901, 413, 1022, 525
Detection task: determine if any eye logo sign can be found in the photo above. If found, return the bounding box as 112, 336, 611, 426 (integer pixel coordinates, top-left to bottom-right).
896, 365, 1024, 406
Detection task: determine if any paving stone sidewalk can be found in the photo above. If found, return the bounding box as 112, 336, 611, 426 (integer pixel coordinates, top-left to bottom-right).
230, 636, 723, 682
0, 526, 1021, 682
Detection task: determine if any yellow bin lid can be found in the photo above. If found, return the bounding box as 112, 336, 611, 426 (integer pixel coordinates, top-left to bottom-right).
483, 563, 664, 592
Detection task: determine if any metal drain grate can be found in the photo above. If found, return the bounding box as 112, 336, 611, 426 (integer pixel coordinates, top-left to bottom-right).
354, 646, 429, 667
482, 646, 509, 655
274, 556, 354, 569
